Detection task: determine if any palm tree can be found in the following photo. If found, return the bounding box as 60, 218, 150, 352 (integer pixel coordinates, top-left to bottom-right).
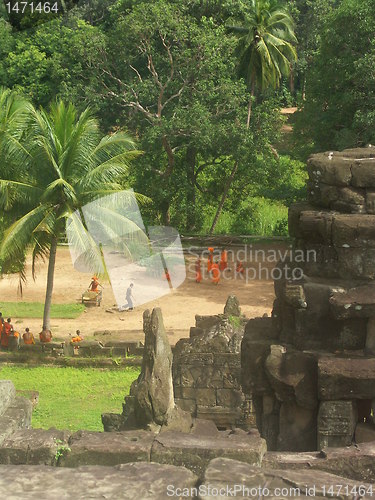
230, 0, 297, 128
0, 98, 144, 332
208, 1, 297, 235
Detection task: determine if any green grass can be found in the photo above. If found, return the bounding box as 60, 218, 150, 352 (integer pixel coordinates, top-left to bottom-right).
0, 302, 85, 319
0, 365, 140, 431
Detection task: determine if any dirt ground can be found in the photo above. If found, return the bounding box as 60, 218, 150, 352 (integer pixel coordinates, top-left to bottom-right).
0, 243, 288, 345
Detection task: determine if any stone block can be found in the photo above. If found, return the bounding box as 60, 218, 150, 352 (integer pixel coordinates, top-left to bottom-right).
293, 298, 367, 351
263, 444, 375, 483
0, 381, 16, 417
278, 401, 317, 452
0, 428, 70, 465
189, 327, 203, 338
318, 400, 357, 449
244, 317, 276, 341
299, 210, 334, 244
223, 295, 241, 317
151, 429, 266, 477
319, 357, 375, 400
241, 339, 274, 396
330, 285, 375, 320
200, 457, 374, 500
60, 430, 155, 467
0, 462, 198, 499
216, 389, 244, 408
265, 346, 318, 409
195, 315, 222, 331
366, 318, 375, 355
352, 159, 375, 187
288, 202, 313, 238
195, 389, 216, 407
332, 214, 375, 248
366, 189, 375, 214
196, 406, 242, 430
175, 398, 197, 414
355, 422, 375, 444
307, 153, 353, 186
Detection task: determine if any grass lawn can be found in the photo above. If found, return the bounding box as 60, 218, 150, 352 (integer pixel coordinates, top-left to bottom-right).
0, 365, 140, 431
0, 302, 85, 319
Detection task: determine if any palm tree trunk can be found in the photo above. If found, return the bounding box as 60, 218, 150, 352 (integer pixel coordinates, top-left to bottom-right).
246, 82, 256, 129
42, 237, 57, 331
209, 162, 238, 235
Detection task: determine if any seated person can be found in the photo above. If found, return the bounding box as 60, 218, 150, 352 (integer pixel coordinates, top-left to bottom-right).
89, 276, 101, 293
71, 330, 83, 343
23, 328, 35, 345
39, 329, 52, 343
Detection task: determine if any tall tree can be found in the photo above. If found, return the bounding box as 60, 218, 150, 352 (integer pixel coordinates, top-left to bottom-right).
229, 0, 297, 127
0, 98, 142, 331
295, 0, 375, 152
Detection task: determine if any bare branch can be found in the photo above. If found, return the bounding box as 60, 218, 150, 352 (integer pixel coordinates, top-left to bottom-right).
130, 65, 143, 83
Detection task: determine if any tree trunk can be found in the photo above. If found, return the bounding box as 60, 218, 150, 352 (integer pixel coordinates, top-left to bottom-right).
209, 162, 238, 235
42, 237, 58, 331
161, 200, 171, 226
246, 82, 256, 129
186, 146, 197, 232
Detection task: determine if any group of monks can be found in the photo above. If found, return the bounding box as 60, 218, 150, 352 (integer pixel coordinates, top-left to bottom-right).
195, 247, 245, 285
0, 313, 41, 350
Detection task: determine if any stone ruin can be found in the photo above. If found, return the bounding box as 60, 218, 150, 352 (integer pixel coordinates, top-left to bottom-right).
242, 147, 375, 452
172, 296, 252, 429
3, 149, 375, 495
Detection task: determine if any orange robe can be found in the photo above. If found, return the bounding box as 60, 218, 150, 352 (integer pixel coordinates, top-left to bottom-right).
23, 332, 35, 345
195, 260, 202, 283
207, 253, 213, 273
211, 263, 220, 284
219, 250, 228, 271
71, 336, 82, 343
1, 323, 12, 347
236, 262, 244, 275
39, 330, 52, 343
90, 280, 99, 292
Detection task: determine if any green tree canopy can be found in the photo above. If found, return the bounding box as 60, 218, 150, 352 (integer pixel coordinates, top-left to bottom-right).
296, 0, 375, 151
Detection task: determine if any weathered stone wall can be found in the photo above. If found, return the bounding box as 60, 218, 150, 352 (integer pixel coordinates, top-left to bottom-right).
242, 148, 375, 452
173, 298, 251, 430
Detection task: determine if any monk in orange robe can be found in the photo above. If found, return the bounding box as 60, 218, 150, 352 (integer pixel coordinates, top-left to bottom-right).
164, 269, 171, 282
207, 247, 214, 273
219, 249, 228, 271
71, 330, 83, 343
39, 330, 52, 343
89, 276, 101, 293
23, 328, 35, 345
236, 261, 244, 275
195, 258, 202, 283
1, 318, 13, 350
211, 262, 220, 285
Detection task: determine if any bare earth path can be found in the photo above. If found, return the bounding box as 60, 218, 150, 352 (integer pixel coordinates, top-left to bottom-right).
0, 244, 286, 345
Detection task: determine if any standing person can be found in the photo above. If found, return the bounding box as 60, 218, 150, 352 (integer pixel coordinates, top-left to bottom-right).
1, 318, 14, 351
236, 261, 245, 276
23, 328, 35, 345
219, 249, 228, 271
122, 283, 135, 311
211, 261, 220, 285
195, 257, 202, 283
207, 247, 214, 273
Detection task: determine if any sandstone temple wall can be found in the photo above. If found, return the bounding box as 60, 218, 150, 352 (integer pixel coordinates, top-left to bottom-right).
241, 147, 375, 452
